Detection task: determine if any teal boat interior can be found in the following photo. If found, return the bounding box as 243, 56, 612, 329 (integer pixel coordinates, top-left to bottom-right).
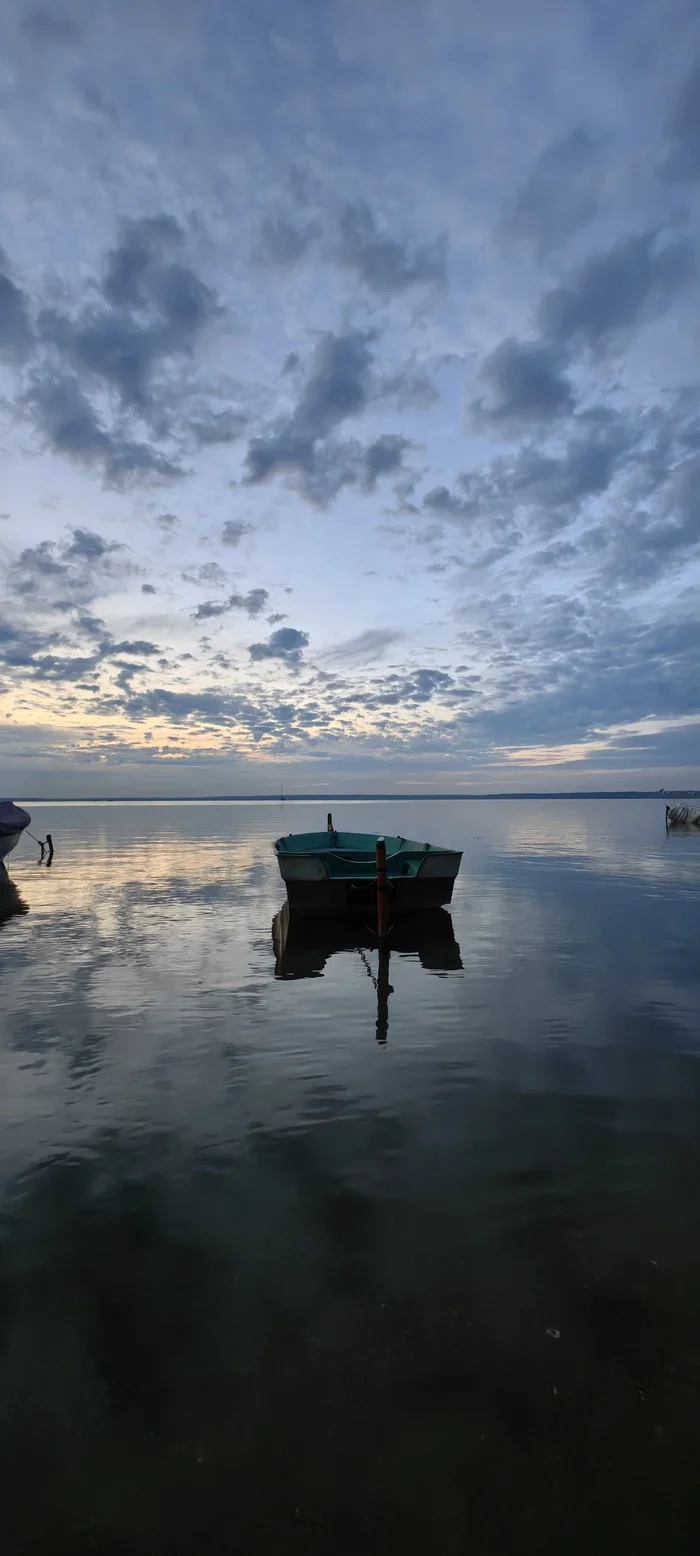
274, 830, 457, 880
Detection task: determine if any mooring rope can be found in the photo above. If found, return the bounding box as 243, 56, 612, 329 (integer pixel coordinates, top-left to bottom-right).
357, 948, 379, 991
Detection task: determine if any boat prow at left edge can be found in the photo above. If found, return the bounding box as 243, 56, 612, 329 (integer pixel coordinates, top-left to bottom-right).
0, 801, 32, 867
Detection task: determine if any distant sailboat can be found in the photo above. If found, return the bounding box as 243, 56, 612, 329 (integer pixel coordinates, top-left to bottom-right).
280, 783, 285, 803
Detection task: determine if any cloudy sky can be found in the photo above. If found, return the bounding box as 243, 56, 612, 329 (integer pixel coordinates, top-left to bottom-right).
1, 0, 699, 796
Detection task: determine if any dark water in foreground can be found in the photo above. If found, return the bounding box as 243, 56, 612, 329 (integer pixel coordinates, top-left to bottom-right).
1, 799, 699, 1555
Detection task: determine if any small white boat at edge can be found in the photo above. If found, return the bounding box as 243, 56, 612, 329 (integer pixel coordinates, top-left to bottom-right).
666, 804, 700, 828
0, 800, 31, 867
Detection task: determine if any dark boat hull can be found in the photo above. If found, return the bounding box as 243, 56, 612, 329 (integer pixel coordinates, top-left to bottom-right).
275, 827, 462, 918
283, 873, 458, 916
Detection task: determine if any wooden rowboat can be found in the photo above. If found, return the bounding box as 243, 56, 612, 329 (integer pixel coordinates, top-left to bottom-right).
273, 814, 462, 917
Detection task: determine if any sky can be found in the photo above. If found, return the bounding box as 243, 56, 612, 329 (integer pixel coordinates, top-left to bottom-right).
0, 0, 699, 797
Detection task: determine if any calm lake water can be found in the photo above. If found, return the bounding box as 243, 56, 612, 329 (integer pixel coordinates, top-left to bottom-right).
1, 799, 699, 1555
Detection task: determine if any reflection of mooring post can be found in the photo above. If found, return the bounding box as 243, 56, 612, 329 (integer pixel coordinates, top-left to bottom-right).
376, 938, 393, 1045
376, 836, 390, 938
46, 833, 54, 866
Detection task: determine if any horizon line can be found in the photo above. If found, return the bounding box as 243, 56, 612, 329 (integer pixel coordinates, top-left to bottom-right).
15, 789, 695, 804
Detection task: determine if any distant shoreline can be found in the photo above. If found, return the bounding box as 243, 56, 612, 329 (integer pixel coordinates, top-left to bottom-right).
17, 791, 698, 804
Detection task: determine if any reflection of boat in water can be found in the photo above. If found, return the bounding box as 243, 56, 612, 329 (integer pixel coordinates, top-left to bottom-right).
0, 874, 28, 930
273, 814, 462, 917
0, 801, 31, 868
272, 899, 463, 979
272, 900, 462, 1043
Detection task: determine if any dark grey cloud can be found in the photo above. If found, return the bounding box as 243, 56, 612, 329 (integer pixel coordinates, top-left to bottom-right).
361, 434, 413, 490
537, 232, 694, 348
192, 588, 268, 622
227, 587, 268, 618
221, 520, 251, 547
141, 584, 156, 595
423, 406, 641, 548
471, 337, 575, 426
27, 375, 182, 484
355, 667, 457, 709
248, 626, 309, 665
44, 309, 164, 410
70, 610, 107, 639
662, 56, 700, 181
256, 215, 319, 268
0, 251, 33, 361
31, 654, 101, 682
19, 7, 79, 45
122, 687, 258, 727
101, 215, 180, 306
101, 216, 218, 340
33, 215, 218, 474
422, 484, 475, 519
607, 447, 700, 583
112, 659, 153, 691
108, 640, 160, 656
0, 616, 62, 668
244, 327, 376, 501
117, 684, 319, 745
28, 375, 109, 463
191, 600, 233, 622
470, 232, 694, 442
10, 525, 132, 608
504, 128, 601, 253
13, 539, 68, 588
508, 410, 634, 515
191, 410, 247, 445
63, 527, 122, 561
336, 201, 446, 296
269, 327, 373, 447
5, 210, 226, 486
461, 395, 700, 586
243, 334, 413, 505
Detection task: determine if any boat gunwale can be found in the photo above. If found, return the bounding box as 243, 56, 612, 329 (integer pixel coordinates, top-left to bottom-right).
273, 830, 461, 861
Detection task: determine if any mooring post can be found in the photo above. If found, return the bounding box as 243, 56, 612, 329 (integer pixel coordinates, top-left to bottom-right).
46, 833, 54, 864
376, 836, 390, 938
327, 812, 334, 833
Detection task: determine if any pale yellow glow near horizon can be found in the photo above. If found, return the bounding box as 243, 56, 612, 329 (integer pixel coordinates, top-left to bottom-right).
5, 693, 697, 776
2, 679, 459, 757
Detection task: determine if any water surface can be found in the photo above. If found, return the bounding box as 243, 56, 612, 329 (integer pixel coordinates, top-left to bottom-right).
1, 800, 699, 1554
